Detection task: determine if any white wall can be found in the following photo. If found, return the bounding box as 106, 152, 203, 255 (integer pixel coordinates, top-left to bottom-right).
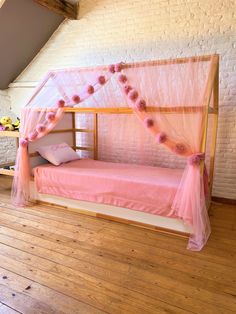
7, 0, 236, 199
0, 90, 17, 165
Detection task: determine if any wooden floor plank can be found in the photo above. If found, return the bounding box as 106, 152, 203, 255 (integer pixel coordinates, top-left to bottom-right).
0, 221, 234, 287
0, 209, 235, 312
0, 252, 189, 314
0, 267, 105, 314
0, 203, 235, 272
0, 176, 235, 314
0, 207, 234, 312
0, 284, 60, 314
1, 197, 236, 252
1, 191, 236, 254
0, 207, 235, 297
0, 303, 21, 314
0, 232, 232, 314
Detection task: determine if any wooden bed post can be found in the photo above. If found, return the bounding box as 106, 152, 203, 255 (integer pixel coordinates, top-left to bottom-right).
209, 59, 219, 197
72, 112, 76, 150
93, 113, 98, 160
200, 55, 219, 203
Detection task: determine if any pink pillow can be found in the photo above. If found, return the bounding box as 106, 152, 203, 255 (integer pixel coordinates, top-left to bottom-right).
37, 143, 79, 166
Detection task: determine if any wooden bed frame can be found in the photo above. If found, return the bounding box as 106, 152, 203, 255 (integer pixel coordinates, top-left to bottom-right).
1, 54, 219, 237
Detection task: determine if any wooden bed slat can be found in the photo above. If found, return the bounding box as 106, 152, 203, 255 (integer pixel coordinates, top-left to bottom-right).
0, 169, 15, 176
52, 54, 215, 74
93, 113, 98, 160
0, 131, 19, 137
63, 106, 213, 114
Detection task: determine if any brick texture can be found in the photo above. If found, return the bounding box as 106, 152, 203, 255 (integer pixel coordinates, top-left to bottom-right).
7, 0, 236, 199
0, 90, 17, 165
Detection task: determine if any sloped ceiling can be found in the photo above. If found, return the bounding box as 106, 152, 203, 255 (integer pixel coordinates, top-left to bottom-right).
0, 0, 64, 89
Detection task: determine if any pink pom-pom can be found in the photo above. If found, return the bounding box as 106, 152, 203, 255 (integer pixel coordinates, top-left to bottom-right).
87, 85, 94, 94
124, 85, 132, 95
108, 64, 115, 73
115, 63, 123, 72
188, 153, 205, 166
36, 124, 46, 133
98, 75, 106, 85
144, 118, 154, 128
128, 89, 138, 101
174, 143, 186, 155
46, 112, 56, 122
135, 99, 146, 111
28, 131, 38, 141
189, 155, 200, 166
156, 132, 167, 144
118, 74, 127, 84
57, 99, 65, 108
19, 138, 28, 148
72, 95, 80, 104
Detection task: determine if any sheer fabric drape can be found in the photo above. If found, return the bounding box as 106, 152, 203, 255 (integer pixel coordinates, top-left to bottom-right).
12, 58, 212, 250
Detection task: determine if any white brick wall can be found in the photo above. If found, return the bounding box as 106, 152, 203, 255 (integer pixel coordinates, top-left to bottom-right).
0, 90, 17, 165
8, 0, 236, 199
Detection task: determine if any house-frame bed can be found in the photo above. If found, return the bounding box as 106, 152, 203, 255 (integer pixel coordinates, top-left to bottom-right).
12, 54, 219, 250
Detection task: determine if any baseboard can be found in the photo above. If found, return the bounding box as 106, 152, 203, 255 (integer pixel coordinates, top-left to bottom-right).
212, 196, 236, 205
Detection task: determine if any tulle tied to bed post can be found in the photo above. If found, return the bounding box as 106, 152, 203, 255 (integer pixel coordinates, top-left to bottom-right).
11, 58, 213, 251
11, 68, 115, 208
117, 58, 212, 251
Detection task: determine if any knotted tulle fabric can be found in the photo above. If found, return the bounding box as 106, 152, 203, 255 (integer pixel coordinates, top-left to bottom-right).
12, 58, 213, 251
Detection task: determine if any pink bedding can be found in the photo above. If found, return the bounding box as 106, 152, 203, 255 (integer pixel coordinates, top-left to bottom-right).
34, 159, 183, 217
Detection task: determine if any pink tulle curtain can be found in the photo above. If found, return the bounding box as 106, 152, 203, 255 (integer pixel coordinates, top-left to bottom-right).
117, 59, 212, 250
11, 106, 65, 207
12, 58, 213, 250
12, 68, 113, 206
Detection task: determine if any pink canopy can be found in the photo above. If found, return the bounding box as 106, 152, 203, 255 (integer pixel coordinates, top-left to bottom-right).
12, 56, 215, 251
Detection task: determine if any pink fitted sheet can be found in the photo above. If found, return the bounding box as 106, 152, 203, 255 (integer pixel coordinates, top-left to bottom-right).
34, 159, 183, 217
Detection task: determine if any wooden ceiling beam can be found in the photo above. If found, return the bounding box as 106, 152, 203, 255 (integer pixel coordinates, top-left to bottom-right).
35, 0, 79, 20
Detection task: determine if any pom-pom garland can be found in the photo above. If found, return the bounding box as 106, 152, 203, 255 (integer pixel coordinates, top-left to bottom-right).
188, 153, 205, 166
98, 75, 106, 85
174, 143, 186, 155
28, 131, 38, 141
36, 124, 46, 133
118, 74, 127, 84
156, 132, 167, 144
108, 64, 115, 73
72, 95, 80, 104
115, 63, 123, 72
128, 89, 138, 101
135, 99, 146, 111
124, 85, 132, 95
57, 99, 65, 108
46, 112, 56, 122
144, 118, 154, 128
87, 85, 94, 94
19, 138, 28, 148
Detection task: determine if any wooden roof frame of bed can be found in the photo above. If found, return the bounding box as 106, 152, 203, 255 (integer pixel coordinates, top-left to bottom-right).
0, 54, 219, 203
0, 54, 219, 239
30, 54, 219, 239
44, 54, 219, 201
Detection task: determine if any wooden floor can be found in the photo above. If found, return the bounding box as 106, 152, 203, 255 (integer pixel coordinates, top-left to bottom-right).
0, 176, 235, 314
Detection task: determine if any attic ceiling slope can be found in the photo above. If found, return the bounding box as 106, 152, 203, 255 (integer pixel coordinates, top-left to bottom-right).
0, 0, 64, 90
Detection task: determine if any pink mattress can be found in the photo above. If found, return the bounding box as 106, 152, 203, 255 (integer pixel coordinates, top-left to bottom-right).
34, 159, 183, 217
